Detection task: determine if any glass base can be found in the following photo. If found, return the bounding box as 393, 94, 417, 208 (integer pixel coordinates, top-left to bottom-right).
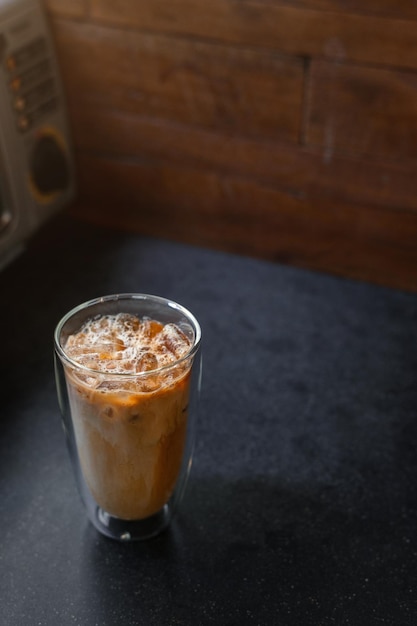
90, 504, 171, 541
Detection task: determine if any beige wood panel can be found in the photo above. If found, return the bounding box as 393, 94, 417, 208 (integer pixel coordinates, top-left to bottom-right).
90, 0, 417, 69
69, 106, 417, 213
52, 18, 304, 142
306, 61, 417, 160
71, 153, 417, 292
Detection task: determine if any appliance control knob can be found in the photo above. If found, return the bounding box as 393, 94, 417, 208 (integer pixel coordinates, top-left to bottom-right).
30, 131, 70, 199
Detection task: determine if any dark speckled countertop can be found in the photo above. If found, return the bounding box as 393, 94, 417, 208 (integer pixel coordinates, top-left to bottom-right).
1, 214, 417, 625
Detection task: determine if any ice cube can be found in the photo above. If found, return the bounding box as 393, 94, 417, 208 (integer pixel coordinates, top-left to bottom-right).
156, 323, 190, 358
114, 313, 141, 332
135, 351, 158, 373
141, 318, 164, 339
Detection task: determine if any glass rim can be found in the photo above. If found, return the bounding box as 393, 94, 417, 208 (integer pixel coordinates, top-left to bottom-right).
54, 293, 202, 379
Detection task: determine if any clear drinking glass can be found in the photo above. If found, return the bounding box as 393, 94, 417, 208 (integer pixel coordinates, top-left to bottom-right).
54, 294, 202, 541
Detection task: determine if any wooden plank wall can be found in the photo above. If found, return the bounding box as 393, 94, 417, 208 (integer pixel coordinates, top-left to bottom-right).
44, 0, 417, 292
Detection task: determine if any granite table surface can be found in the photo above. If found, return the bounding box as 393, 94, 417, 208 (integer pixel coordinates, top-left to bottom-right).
1, 214, 417, 626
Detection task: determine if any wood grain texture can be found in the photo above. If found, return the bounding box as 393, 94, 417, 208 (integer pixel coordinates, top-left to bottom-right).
90, 0, 417, 70
71, 153, 417, 292
70, 106, 417, 213
43, 0, 87, 18
306, 61, 417, 160
46, 4, 417, 291
52, 18, 304, 141
247, 0, 417, 20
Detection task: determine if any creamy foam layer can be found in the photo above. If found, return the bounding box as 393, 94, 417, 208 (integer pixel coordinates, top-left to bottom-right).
64, 313, 191, 378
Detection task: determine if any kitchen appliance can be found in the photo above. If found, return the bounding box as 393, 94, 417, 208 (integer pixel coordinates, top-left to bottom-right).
0, 0, 76, 269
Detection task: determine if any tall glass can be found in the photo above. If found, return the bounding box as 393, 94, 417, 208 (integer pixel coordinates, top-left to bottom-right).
54, 294, 202, 541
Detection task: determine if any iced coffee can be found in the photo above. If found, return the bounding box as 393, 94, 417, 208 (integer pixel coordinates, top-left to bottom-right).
63, 313, 192, 521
